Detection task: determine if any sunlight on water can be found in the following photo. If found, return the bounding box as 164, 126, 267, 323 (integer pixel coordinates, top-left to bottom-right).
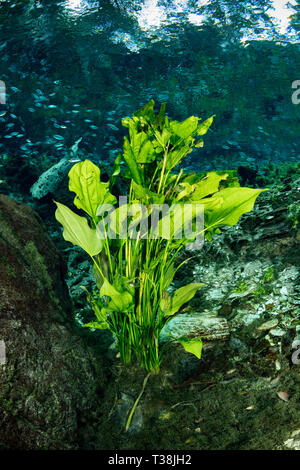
269, 0, 297, 33
136, 0, 297, 37
138, 0, 167, 30
65, 0, 82, 12
64, 0, 95, 16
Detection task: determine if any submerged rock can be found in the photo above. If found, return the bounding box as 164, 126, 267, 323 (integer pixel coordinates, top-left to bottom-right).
0, 195, 105, 449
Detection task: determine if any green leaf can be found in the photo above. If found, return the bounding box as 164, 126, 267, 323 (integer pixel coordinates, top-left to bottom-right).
190, 172, 229, 200
109, 153, 122, 188
195, 139, 204, 148
134, 99, 155, 121
123, 118, 156, 164
202, 187, 268, 230
132, 180, 165, 204
161, 282, 204, 316
137, 137, 156, 163
100, 278, 133, 312
178, 337, 203, 359
54, 201, 104, 256
83, 322, 109, 330
154, 203, 203, 240
165, 142, 194, 171
68, 160, 116, 219
123, 137, 144, 185
155, 102, 166, 130
175, 181, 195, 201
163, 262, 175, 289
170, 116, 199, 139
197, 116, 214, 135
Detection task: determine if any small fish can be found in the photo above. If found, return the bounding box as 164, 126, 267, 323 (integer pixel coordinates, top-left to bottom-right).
54, 123, 67, 129
107, 123, 119, 131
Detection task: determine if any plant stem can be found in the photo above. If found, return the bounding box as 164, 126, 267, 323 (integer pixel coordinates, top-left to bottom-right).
125, 372, 151, 432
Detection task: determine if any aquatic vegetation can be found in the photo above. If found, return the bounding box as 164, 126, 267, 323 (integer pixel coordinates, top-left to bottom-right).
288, 202, 300, 230
55, 100, 266, 373
252, 285, 267, 297
263, 266, 275, 283
233, 281, 249, 293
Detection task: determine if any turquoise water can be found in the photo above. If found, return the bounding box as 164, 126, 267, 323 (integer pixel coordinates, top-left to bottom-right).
0, 0, 299, 191
0, 1, 300, 451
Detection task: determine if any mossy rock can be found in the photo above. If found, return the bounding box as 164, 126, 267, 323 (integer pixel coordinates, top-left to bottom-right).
0, 195, 106, 449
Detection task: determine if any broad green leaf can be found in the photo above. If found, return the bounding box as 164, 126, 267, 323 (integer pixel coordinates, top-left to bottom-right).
197, 116, 214, 135
170, 116, 199, 139
182, 172, 200, 185
123, 137, 144, 185
54, 201, 104, 256
69, 160, 116, 219
190, 172, 229, 200
161, 282, 204, 316
178, 337, 203, 359
137, 138, 156, 163
130, 130, 155, 163
100, 278, 133, 311
203, 187, 268, 229
134, 99, 155, 121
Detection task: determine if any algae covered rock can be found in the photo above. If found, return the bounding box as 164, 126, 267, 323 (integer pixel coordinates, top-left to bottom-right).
0, 195, 105, 449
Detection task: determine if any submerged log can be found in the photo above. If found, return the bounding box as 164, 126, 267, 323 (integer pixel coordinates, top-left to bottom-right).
160, 311, 230, 343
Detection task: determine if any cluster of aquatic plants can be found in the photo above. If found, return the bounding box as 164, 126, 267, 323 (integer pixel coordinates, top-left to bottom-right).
55, 100, 266, 373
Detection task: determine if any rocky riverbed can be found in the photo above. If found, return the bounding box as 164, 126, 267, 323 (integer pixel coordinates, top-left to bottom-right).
0, 166, 299, 450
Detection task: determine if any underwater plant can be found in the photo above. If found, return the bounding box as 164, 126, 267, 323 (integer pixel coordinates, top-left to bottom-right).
55, 100, 266, 374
